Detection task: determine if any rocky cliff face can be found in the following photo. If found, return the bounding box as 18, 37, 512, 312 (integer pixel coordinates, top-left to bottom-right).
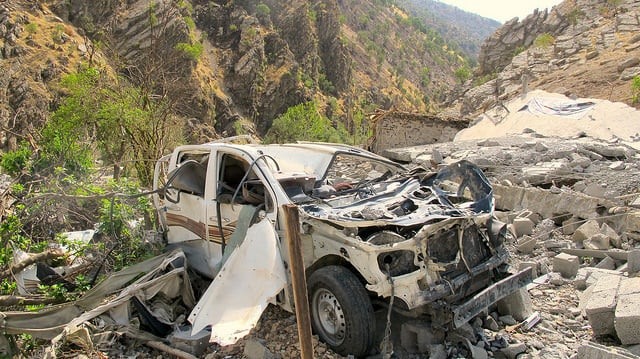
0, 0, 468, 148
0, 2, 88, 151
458, 0, 640, 117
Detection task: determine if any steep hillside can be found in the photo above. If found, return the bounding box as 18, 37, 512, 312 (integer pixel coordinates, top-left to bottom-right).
0, 0, 470, 152
454, 0, 640, 117
397, 0, 501, 60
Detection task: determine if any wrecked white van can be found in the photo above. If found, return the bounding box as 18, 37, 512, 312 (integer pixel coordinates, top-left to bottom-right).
152, 140, 532, 357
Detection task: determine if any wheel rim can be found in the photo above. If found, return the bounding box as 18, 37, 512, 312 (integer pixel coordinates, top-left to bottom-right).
312, 287, 346, 346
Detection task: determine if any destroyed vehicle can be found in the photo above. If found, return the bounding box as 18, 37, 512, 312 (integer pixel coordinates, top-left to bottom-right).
152, 141, 532, 357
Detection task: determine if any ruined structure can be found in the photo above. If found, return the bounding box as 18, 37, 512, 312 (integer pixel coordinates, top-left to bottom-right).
368, 110, 468, 155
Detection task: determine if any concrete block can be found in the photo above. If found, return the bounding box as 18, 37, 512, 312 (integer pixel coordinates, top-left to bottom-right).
585, 289, 618, 336
619, 277, 640, 296
400, 321, 444, 354
562, 216, 582, 235
628, 250, 640, 274
601, 223, 622, 248
577, 341, 639, 358
512, 218, 535, 237
574, 267, 622, 290
516, 236, 537, 254
573, 220, 601, 243
584, 233, 611, 250
553, 253, 580, 278
592, 275, 622, 294
497, 288, 533, 321
615, 293, 640, 345
578, 284, 595, 313
583, 183, 606, 198
518, 261, 538, 278
595, 256, 617, 270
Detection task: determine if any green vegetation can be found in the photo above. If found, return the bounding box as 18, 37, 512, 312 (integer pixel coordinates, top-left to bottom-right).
175, 41, 203, 61
533, 33, 555, 48
454, 66, 471, 84
264, 101, 348, 143
32, 66, 184, 186
24, 22, 38, 35
319, 73, 336, 94
177, 0, 193, 14
256, 3, 271, 18
51, 24, 65, 43
632, 75, 640, 105
473, 72, 497, 87
420, 67, 431, 87
567, 7, 585, 26
183, 16, 196, 31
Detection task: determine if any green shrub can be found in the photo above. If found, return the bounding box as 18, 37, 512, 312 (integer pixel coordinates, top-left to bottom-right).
454, 66, 471, 84
175, 42, 203, 61
25, 22, 38, 35
0, 144, 33, 176
256, 3, 271, 18
632, 76, 640, 105
264, 101, 347, 143
533, 33, 555, 48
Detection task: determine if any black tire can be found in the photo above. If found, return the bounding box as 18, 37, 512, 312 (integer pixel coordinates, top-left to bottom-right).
307, 265, 375, 357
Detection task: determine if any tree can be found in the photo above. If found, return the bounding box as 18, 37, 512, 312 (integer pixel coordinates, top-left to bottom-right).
43, 66, 184, 186
264, 101, 347, 143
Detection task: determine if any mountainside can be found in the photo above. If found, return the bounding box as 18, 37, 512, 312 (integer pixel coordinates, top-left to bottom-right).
454, 0, 640, 118
0, 0, 470, 153
397, 0, 501, 60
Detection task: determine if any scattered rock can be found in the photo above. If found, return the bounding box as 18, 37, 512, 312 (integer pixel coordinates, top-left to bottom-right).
553, 253, 580, 278
499, 343, 527, 359
618, 57, 640, 72
244, 338, 275, 359
584, 233, 611, 250
572, 220, 601, 243
610, 161, 626, 171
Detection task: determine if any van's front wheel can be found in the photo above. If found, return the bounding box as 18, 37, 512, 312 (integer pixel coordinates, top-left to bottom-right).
308, 266, 375, 357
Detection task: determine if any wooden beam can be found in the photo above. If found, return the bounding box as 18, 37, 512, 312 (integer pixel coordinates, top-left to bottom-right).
283, 204, 314, 359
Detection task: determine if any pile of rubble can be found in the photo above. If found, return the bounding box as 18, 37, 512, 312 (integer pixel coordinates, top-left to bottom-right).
376, 119, 640, 357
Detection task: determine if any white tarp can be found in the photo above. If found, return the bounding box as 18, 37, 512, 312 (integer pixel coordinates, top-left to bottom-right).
521, 97, 595, 119
188, 217, 286, 345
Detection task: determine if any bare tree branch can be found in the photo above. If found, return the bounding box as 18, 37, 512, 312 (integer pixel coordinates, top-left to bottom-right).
0, 249, 66, 281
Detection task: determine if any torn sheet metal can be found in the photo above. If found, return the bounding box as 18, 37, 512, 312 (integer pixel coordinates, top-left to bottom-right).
188, 217, 286, 345
301, 160, 493, 227
0, 250, 194, 358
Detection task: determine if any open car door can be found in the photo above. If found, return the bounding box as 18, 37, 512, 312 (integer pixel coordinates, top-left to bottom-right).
188, 213, 286, 345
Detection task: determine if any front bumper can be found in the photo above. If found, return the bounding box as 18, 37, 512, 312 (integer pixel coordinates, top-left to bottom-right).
451, 267, 533, 328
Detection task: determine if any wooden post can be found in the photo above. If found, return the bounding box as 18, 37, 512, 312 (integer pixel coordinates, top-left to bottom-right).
283, 204, 314, 359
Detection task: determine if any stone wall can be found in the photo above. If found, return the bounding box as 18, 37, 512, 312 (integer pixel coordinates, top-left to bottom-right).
369, 111, 468, 154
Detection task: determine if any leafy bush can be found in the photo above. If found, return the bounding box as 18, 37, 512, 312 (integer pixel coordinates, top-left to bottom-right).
25, 23, 38, 35
632, 75, 640, 105
533, 33, 555, 48
256, 3, 271, 18
264, 101, 347, 143
0, 144, 33, 176
175, 42, 203, 61
454, 66, 471, 84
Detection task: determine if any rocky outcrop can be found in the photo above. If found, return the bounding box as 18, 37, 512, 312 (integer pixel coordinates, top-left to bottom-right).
316, 0, 352, 93
460, 0, 640, 117
477, 6, 569, 76
0, 3, 68, 150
